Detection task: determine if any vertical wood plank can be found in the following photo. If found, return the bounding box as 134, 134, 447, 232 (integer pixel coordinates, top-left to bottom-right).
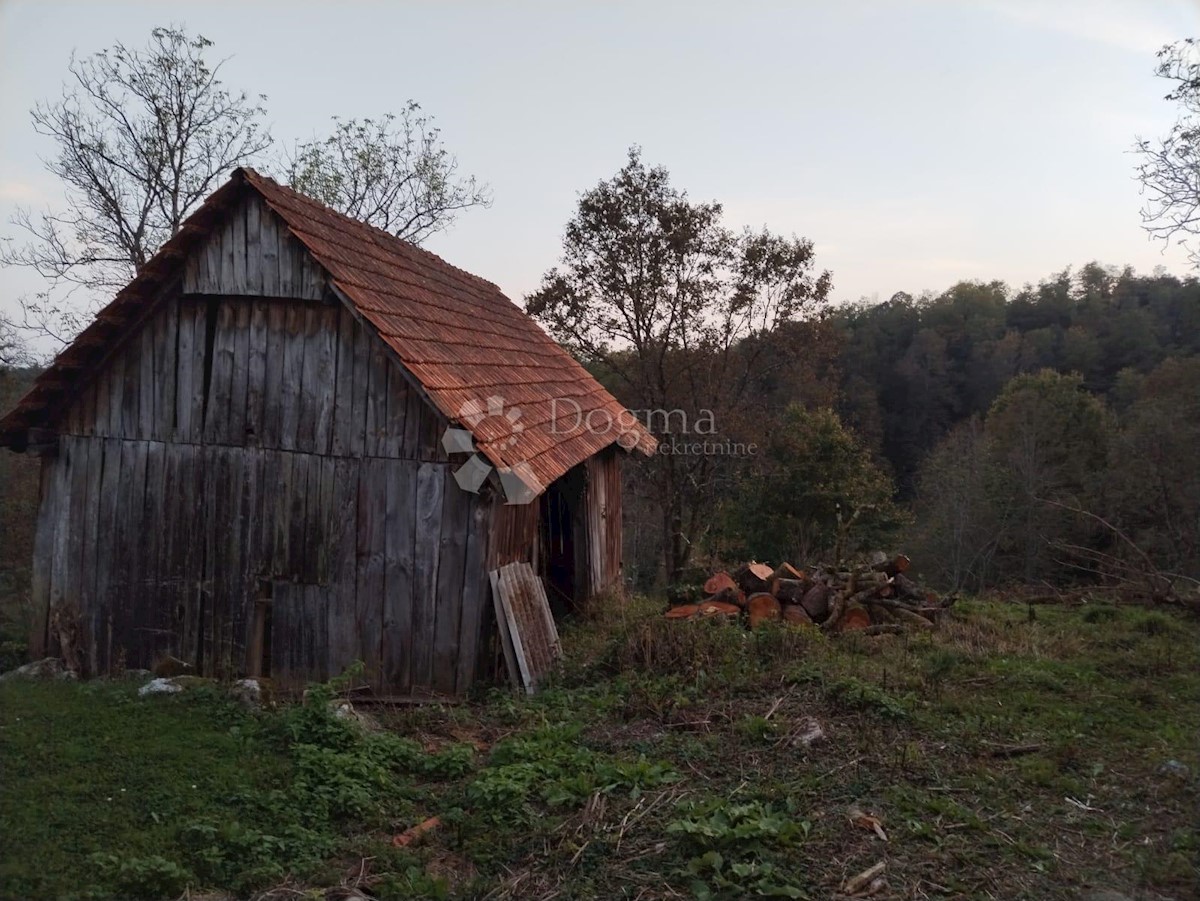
354, 458, 387, 687
107, 351, 125, 438
93, 369, 110, 438
411, 461, 444, 691
244, 196, 261, 294
279, 304, 304, 451
348, 316, 370, 457
138, 316, 155, 440
327, 457, 360, 679
331, 305, 356, 457
175, 301, 196, 442
189, 302, 211, 444
244, 300, 268, 445
433, 469, 470, 694
156, 300, 178, 441
311, 305, 337, 455
456, 494, 491, 694
259, 200, 280, 296
203, 302, 236, 445
381, 458, 416, 694
227, 300, 251, 445
261, 303, 285, 449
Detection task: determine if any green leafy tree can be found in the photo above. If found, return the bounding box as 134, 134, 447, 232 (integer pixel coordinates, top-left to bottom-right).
721, 406, 903, 564
527, 148, 831, 581
1107, 357, 1200, 579
983, 371, 1110, 581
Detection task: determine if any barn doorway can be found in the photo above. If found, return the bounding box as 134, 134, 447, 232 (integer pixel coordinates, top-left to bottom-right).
539, 465, 586, 618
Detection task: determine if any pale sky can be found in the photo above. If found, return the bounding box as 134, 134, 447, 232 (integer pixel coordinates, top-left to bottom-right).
1, 0, 1198, 346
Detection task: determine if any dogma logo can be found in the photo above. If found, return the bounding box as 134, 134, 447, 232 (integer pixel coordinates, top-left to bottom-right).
441, 396, 542, 505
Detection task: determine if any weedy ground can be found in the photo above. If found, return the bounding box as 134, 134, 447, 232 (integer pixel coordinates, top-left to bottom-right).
0, 599, 1197, 900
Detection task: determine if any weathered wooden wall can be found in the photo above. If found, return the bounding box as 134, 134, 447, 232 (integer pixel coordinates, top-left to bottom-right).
583, 447, 623, 598
30, 196, 494, 696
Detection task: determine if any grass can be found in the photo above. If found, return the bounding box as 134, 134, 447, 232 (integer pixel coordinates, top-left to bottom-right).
1, 598, 1198, 899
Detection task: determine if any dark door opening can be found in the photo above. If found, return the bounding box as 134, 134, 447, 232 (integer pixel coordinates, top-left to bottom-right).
541, 479, 576, 618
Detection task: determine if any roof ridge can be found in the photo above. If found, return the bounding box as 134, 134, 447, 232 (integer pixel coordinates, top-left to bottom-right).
237, 167, 505, 297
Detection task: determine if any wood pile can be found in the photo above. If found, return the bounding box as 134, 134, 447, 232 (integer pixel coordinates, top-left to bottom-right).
666, 553, 954, 633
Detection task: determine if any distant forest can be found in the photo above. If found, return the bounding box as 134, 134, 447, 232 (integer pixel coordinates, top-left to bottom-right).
833, 262, 1200, 495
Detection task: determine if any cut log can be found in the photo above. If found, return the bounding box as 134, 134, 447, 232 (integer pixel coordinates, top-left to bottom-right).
893, 573, 922, 600
747, 593, 782, 629
707, 586, 742, 607
872, 553, 911, 577
774, 578, 810, 604
772, 562, 806, 583
800, 583, 831, 622
837, 604, 872, 632
820, 591, 846, 633
847, 583, 887, 606
734, 561, 774, 594
890, 607, 935, 630
866, 601, 896, 623
664, 604, 699, 620
696, 601, 740, 619
704, 571, 737, 596
781, 604, 814, 626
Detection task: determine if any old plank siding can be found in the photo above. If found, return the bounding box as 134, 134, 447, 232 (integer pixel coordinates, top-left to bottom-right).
381, 458, 417, 694
227, 301, 251, 445
261, 302, 286, 449
326, 456, 360, 678
331, 305, 357, 456
278, 303, 305, 451
183, 195, 325, 300
411, 461, 445, 690
355, 458, 387, 688
271, 582, 328, 687
433, 468, 470, 694
174, 300, 197, 441
28, 459, 57, 659
244, 300, 268, 444
456, 493, 492, 693
310, 305, 337, 455
203, 302, 237, 445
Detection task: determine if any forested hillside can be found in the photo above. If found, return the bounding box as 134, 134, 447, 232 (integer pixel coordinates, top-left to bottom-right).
834, 263, 1200, 493
826, 263, 1200, 592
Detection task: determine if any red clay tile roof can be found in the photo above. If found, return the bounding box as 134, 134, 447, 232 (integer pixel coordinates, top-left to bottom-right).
0, 168, 655, 492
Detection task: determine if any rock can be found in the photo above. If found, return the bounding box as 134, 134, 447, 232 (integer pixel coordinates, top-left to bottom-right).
793, 717, 826, 748
138, 677, 184, 697
152, 655, 194, 677
230, 678, 264, 709
0, 657, 69, 682
331, 700, 381, 733
1158, 759, 1189, 778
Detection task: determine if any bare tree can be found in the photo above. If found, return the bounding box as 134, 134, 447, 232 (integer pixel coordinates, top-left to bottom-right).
284, 104, 491, 243
1137, 38, 1200, 264
0, 312, 33, 370
0, 26, 271, 346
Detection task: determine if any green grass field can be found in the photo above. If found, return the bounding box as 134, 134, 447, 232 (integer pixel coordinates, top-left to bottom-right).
1, 599, 1197, 900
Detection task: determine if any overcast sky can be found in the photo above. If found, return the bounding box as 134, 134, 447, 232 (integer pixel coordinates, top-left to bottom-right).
1, 0, 1197, 342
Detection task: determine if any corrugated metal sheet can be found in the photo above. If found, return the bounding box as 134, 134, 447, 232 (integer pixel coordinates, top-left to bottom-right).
1, 168, 657, 494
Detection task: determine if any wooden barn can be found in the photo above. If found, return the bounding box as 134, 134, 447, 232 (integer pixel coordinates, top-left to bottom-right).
0, 168, 655, 697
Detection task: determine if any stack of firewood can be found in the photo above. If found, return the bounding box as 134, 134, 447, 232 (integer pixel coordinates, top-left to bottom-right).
665, 553, 954, 633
